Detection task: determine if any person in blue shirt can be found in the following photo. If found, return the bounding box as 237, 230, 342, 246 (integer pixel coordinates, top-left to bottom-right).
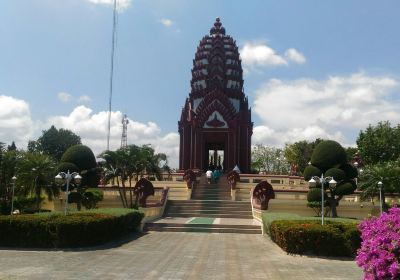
213, 169, 220, 183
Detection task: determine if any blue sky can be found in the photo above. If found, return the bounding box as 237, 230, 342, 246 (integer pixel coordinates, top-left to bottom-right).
1, 0, 400, 167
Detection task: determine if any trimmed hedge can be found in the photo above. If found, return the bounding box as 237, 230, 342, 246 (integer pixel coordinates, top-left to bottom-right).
0, 208, 144, 248
269, 220, 360, 257
262, 212, 357, 236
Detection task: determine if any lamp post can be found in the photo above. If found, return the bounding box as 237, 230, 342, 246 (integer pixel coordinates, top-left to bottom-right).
55, 170, 82, 215
10, 176, 17, 215
377, 181, 383, 215
308, 174, 337, 225
354, 161, 359, 185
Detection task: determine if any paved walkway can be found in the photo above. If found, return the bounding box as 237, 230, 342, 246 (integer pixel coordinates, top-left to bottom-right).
0, 232, 362, 280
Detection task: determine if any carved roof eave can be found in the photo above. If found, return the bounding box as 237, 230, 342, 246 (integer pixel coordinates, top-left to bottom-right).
190, 88, 244, 100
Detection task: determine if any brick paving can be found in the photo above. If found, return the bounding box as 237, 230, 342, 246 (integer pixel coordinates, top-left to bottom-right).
0, 232, 362, 280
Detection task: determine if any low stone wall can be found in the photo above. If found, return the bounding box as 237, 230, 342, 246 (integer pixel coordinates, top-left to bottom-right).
238, 174, 307, 188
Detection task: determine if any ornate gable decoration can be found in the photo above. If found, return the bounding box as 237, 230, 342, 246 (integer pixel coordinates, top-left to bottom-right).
204, 111, 228, 128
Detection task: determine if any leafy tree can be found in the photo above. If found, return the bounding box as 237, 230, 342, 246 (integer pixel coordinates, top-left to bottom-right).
251, 144, 289, 174
0, 145, 18, 204
358, 161, 400, 209
7, 141, 17, 151
356, 121, 400, 165
33, 125, 82, 161
98, 144, 169, 208
284, 139, 322, 175
27, 140, 39, 153
16, 152, 58, 210
345, 147, 358, 162
303, 140, 358, 218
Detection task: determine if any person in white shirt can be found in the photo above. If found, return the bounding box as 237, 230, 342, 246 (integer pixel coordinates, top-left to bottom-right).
206, 169, 213, 184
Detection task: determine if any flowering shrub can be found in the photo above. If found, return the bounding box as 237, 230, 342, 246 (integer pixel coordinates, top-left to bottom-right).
356, 207, 400, 280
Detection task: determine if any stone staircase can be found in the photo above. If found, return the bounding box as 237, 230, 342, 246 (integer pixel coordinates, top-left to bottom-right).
145, 174, 261, 234
163, 200, 253, 219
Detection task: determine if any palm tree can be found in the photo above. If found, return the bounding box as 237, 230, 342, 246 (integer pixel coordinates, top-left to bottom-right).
359, 161, 400, 210
98, 150, 128, 208
98, 145, 170, 208
138, 145, 168, 180
16, 152, 57, 210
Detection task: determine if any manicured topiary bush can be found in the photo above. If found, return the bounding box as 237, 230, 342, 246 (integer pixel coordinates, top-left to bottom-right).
305, 140, 358, 217
269, 220, 360, 257
311, 140, 347, 172
0, 208, 143, 248
340, 163, 358, 179
61, 145, 97, 171
61, 144, 99, 188
56, 161, 79, 174
59, 145, 100, 210
325, 168, 347, 181
356, 207, 400, 279
303, 165, 322, 181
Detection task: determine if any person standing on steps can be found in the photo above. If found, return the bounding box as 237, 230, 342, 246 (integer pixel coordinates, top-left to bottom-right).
213, 169, 220, 184
206, 169, 213, 184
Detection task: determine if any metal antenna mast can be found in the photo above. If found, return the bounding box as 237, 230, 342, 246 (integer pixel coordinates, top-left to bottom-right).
106, 0, 118, 150
121, 114, 129, 149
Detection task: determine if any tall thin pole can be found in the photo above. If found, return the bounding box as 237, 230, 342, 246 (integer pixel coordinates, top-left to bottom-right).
64, 170, 71, 216
107, 0, 118, 150
321, 174, 325, 226
10, 176, 16, 215
379, 186, 383, 215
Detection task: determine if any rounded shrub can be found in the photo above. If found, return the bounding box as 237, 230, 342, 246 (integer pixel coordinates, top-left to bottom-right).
303, 165, 322, 181
311, 140, 347, 172
56, 162, 79, 173
325, 168, 347, 181
335, 181, 357, 196
61, 145, 99, 188
307, 187, 324, 202
340, 163, 358, 179
61, 145, 96, 171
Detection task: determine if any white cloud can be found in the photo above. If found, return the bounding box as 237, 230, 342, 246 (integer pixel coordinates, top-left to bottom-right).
57, 92, 71, 103
0, 95, 179, 167
78, 95, 92, 103
159, 18, 174, 27
0, 95, 36, 147
85, 0, 131, 11
240, 42, 306, 73
253, 72, 400, 147
240, 42, 287, 68
285, 48, 306, 64
47, 106, 180, 167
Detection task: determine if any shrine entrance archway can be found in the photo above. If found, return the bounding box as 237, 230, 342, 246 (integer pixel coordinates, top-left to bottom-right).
205, 142, 225, 171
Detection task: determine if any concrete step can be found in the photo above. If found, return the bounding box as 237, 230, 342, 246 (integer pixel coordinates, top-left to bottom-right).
147, 223, 259, 229
191, 196, 231, 200
145, 223, 261, 234
166, 209, 252, 215
167, 201, 250, 207
165, 213, 254, 219
192, 191, 231, 194
167, 206, 252, 211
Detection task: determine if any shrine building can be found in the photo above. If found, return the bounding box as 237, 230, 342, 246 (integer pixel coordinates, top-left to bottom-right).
178, 18, 253, 173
